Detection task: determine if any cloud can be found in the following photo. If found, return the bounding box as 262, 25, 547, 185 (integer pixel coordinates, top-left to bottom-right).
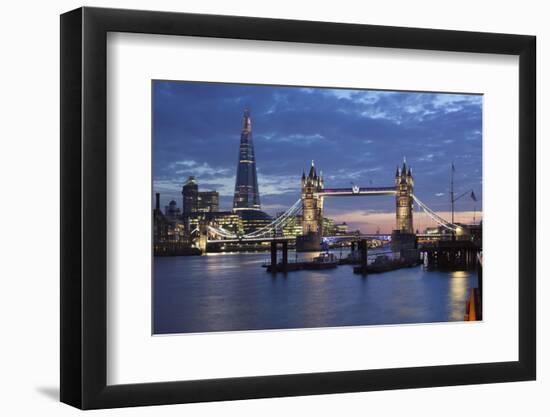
264, 133, 326, 144
327, 167, 383, 182
432, 94, 482, 111
257, 173, 299, 196
417, 153, 435, 162
170, 160, 231, 176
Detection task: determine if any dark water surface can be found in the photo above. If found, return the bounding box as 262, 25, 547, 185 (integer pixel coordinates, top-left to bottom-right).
153, 250, 478, 334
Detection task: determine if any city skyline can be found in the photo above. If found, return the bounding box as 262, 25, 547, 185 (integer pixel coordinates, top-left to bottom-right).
153, 81, 482, 233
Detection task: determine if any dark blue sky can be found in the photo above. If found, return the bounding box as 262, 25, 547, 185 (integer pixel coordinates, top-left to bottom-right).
153, 81, 482, 232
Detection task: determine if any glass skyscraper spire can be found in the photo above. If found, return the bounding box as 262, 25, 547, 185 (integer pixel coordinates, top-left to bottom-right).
233, 109, 261, 211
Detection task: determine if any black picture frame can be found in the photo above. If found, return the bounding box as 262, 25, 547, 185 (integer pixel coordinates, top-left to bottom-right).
60, 6, 536, 409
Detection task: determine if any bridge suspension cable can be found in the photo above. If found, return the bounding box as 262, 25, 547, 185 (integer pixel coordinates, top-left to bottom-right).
242, 199, 302, 238
207, 198, 303, 240
207, 225, 240, 239
411, 194, 459, 231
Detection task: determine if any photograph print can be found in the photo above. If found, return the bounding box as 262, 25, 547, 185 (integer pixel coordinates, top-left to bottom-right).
152, 81, 483, 335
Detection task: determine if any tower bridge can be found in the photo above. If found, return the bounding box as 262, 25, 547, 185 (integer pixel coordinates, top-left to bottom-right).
199, 159, 459, 253
297, 159, 414, 251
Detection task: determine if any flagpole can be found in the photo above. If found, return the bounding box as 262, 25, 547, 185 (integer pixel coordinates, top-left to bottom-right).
451, 163, 455, 225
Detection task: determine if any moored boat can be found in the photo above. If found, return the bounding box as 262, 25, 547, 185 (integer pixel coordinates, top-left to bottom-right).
307, 252, 338, 270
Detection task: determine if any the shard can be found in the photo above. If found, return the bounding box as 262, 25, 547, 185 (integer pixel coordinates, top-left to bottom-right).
233, 109, 261, 211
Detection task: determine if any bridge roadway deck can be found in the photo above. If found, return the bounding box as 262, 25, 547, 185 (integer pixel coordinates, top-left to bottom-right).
208, 234, 393, 244
208, 233, 450, 244
207, 236, 294, 244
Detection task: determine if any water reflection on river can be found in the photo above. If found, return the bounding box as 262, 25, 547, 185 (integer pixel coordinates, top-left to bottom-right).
153, 249, 478, 334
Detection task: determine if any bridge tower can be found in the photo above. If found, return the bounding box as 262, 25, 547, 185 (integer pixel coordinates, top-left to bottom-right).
297, 161, 324, 251
395, 160, 414, 233
197, 217, 209, 254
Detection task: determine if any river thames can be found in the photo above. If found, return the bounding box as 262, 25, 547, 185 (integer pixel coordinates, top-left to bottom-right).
153, 249, 478, 334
